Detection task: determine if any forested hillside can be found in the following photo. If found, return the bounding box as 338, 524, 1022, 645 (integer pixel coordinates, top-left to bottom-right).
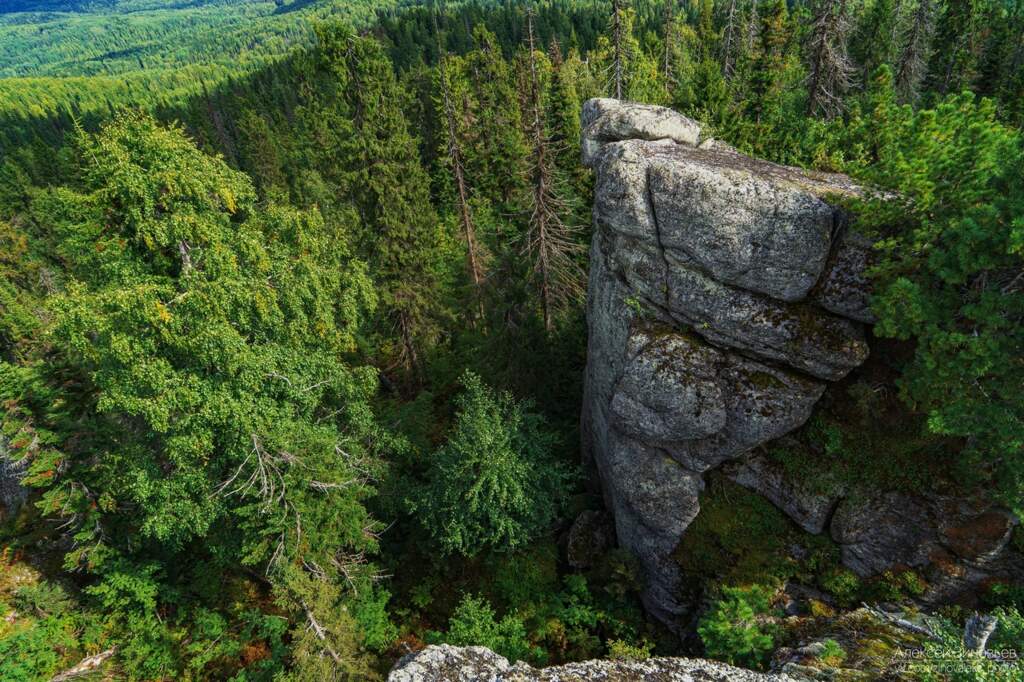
0, 0, 409, 77
0, 0, 1022, 679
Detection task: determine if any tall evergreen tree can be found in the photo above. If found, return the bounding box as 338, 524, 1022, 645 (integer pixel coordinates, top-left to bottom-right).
746, 0, 791, 121
313, 25, 446, 381
851, 0, 902, 85
928, 0, 983, 94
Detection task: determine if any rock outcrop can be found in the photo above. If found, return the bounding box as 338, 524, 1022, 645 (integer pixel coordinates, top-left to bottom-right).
580, 98, 1022, 628
580, 99, 873, 627
388, 645, 795, 681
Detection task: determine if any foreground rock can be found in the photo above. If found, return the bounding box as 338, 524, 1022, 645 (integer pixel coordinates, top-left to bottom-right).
388, 645, 795, 681
580, 99, 872, 627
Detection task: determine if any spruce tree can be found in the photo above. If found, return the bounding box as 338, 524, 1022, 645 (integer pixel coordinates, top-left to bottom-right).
314, 24, 446, 380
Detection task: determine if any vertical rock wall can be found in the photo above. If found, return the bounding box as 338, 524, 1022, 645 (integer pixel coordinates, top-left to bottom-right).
580, 98, 872, 626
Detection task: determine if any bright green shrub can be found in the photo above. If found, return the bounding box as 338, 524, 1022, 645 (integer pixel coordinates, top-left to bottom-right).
697, 584, 777, 669
433, 594, 533, 663
820, 568, 862, 607
607, 638, 653, 660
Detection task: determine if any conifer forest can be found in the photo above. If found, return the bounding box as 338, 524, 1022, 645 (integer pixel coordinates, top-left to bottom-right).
0, 0, 1022, 679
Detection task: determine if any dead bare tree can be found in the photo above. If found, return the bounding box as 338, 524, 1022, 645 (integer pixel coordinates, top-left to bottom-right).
662, 0, 676, 85
745, 0, 760, 54
612, 0, 625, 98
895, 0, 936, 102
721, 0, 741, 79
805, 0, 856, 117
523, 9, 584, 332
49, 648, 117, 682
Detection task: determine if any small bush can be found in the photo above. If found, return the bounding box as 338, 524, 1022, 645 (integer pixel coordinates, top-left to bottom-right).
697, 584, 777, 670
432, 594, 533, 663
820, 568, 861, 607
869, 570, 927, 602
607, 638, 652, 660
816, 638, 847, 667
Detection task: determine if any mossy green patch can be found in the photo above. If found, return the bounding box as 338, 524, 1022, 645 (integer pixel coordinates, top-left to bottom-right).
673, 474, 840, 587
765, 368, 966, 501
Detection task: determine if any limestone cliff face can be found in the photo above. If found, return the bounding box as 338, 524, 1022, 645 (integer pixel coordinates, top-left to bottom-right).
388, 645, 795, 681
579, 99, 1019, 626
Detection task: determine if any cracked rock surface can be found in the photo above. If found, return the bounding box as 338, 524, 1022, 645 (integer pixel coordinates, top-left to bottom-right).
580, 99, 873, 627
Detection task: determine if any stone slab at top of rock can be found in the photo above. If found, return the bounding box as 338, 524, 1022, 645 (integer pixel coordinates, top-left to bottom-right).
581, 98, 701, 167
388, 644, 797, 681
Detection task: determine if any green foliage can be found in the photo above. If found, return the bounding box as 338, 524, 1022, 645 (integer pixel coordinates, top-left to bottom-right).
856, 91, 1024, 509
352, 588, 399, 654
869, 570, 928, 602
819, 568, 863, 608
410, 371, 573, 557
817, 638, 847, 666
697, 584, 778, 670
0, 0, 399, 78
432, 594, 534, 663
607, 638, 653, 660
2, 0, 1024, 676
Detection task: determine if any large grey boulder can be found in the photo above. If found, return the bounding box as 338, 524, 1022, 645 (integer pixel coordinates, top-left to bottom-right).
580, 98, 1020, 630
388, 644, 796, 681
581, 99, 873, 629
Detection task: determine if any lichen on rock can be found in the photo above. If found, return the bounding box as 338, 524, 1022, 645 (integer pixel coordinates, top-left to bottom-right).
388, 644, 797, 681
